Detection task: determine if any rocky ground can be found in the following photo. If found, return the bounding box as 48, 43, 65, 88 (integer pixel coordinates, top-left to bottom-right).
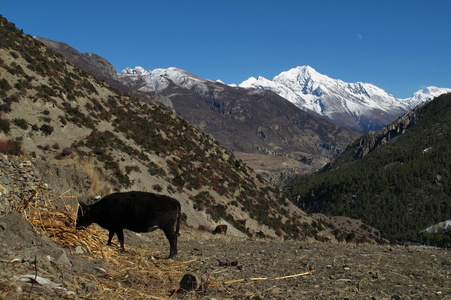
0, 209, 450, 300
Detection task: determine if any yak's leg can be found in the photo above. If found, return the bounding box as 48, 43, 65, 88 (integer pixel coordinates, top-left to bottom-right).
162, 227, 178, 259
107, 230, 115, 245
116, 228, 125, 252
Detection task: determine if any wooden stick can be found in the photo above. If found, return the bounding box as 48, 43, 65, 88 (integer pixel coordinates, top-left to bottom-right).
223, 279, 245, 285
250, 277, 268, 281
211, 268, 315, 287
274, 270, 316, 280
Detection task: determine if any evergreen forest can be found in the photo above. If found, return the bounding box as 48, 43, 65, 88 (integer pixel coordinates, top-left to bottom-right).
284, 93, 451, 247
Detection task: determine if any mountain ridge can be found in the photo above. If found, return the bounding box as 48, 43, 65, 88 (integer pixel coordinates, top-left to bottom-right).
33, 37, 174, 110
239, 66, 451, 131
32, 37, 359, 182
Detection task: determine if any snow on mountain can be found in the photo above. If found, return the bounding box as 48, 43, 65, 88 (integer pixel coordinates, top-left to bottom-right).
407, 86, 451, 103
240, 66, 450, 131
120, 66, 221, 97
119, 65, 450, 132
425, 218, 451, 233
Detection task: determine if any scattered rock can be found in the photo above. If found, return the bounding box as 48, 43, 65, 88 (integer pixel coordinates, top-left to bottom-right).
179, 273, 200, 291
56, 252, 72, 266
74, 245, 85, 254
218, 259, 239, 266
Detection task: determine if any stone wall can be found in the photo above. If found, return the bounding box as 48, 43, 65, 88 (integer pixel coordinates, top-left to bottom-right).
0, 155, 41, 214
0, 154, 91, 214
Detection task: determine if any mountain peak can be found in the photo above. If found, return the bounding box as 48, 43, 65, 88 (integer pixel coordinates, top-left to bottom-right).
275, 66, 326, 83
238, 66, 448, 131
410, 86, 451, 102
289, 65, 319, 75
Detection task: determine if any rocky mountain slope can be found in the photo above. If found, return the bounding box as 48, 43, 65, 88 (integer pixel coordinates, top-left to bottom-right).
33, 36, 174, 110
240, 66, 451, 131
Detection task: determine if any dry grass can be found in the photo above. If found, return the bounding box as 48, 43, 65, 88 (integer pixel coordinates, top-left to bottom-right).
74, 156, 110, 196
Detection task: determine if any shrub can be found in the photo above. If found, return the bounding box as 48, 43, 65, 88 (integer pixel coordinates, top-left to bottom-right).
39, 124, 53, 136
55, 147, 72, 160
275, 228, 284, 237
13, 118, 28, 130
0, 78, 12, 97
0, 139, 23, 155
147, 162, 166, 177
152, 184, 163, 192
125, 165, 140, 174
0, 118, 11, 133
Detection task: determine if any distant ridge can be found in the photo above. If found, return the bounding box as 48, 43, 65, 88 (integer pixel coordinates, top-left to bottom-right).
240, 66, 451, 131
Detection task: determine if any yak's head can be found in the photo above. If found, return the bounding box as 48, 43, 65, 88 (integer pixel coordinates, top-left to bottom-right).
76, 202, 92, 230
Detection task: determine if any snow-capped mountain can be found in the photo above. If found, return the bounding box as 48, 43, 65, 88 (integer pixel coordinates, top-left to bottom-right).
240, 66, 450, 131
121, 66, 219, 97
120, 65, 450, 131
407, 86, 451, 102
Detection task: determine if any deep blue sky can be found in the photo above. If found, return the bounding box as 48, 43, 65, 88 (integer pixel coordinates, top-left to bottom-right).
2, 0, 450, 98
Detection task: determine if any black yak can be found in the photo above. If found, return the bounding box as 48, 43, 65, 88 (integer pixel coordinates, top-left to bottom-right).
212, 224, 228, 235
76, 191, 181, 258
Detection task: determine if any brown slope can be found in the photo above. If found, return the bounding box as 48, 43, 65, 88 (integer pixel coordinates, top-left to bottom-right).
136, 76, 361, 179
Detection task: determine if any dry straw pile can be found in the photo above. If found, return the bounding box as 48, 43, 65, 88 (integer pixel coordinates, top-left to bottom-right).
12, 177, 190, 299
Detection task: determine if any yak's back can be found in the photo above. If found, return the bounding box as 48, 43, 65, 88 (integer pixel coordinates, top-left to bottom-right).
92, 191, 180, 232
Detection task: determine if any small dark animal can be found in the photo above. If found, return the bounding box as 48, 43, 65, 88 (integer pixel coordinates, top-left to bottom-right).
76, 191, 181, 258
212, 224, 227, 235
345, 232, 356, 243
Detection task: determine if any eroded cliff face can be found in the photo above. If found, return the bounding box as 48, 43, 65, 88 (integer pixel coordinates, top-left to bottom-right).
353, 111, 418, 160
320, 107, 423, 172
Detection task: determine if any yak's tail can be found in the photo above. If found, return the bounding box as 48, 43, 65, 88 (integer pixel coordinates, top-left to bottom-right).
176, 202, 181, 236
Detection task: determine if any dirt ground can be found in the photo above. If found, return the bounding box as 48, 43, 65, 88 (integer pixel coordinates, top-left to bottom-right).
0, 211, 450, 300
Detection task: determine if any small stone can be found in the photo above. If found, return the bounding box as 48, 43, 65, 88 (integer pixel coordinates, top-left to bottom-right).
180, 273, 200, 291
57, 252, 72, 266
2, 292, 15, 300
83, 281, 98, 292
0, 222, 7, 231
75, 246, 85, 254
